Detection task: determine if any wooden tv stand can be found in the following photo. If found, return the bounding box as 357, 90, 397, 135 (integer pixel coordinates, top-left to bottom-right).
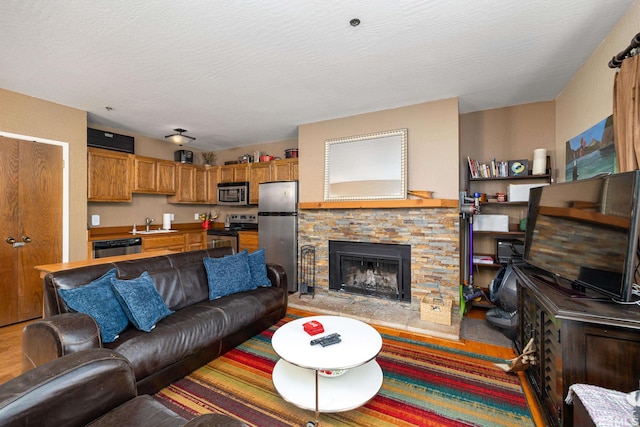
513, 265, 640, 427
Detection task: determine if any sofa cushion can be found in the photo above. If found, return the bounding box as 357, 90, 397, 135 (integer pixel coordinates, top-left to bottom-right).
58, 268, 129, 343
204, 251, 255, 299
107, 304, 230, 380
111, 272, 174, 332
248, 248, 272, 288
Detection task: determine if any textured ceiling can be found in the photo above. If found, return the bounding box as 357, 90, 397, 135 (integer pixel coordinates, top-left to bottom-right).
0, 1, 634, 150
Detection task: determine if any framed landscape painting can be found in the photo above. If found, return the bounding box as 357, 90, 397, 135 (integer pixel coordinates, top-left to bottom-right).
565, 115, 616, 181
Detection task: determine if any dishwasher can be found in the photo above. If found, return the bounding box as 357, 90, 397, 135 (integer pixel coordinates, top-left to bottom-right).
92, 237, 142, 259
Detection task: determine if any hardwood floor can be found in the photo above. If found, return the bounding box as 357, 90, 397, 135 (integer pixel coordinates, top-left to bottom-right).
0, 319, 34, 383
0, 308, 544, 426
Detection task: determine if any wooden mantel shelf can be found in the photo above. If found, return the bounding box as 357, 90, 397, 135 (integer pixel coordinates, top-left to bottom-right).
299, 199, 458, 210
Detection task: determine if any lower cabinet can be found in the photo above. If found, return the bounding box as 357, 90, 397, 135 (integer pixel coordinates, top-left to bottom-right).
238, 231, 258, 253
141, 231, 206, 253
515, 266, 640, 426
185, 231, 206, 251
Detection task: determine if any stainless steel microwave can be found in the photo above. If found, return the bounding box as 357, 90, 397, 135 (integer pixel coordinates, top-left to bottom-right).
217, 182, 250, 206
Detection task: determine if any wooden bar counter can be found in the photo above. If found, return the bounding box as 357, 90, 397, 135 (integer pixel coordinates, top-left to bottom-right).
34, 250, 176, 279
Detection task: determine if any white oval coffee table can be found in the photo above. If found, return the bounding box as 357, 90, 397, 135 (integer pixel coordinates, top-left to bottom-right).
271, 315, 383, 425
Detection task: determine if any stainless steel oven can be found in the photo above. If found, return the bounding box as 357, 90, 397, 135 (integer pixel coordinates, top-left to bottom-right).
217, 182, 249, 206
206, 214, 257, 253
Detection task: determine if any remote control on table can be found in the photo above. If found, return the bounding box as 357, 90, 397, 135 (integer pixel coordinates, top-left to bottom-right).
310, 333, 340, 346
319, 335, 342, 347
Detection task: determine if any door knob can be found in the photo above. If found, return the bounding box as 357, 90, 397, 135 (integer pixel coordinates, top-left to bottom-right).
6, 237, 16, 244
22, 236, 32, 243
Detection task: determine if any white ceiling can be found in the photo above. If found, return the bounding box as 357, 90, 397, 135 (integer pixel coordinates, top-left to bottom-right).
0, 1, 634, 150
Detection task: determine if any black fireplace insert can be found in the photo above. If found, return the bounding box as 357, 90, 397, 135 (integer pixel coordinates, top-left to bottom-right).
329, 240, 411, 302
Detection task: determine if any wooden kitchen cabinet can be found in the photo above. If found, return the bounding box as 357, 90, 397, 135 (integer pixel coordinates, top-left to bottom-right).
271, 158, 298, 181
132, 155, 176, 194
206, 166, 219, 204
185, 231, 206, 251
141, 234, 185, 253
238, 231, 259, 253
514, 266, 640, 426
219, 163, 248, 183
167, 164, 207, 203
87, 147, 133, 202
248, 162, 272, 204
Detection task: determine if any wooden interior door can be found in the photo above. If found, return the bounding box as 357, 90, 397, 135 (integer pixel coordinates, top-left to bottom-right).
0, 138, 63, 325
0, 140, 20, 326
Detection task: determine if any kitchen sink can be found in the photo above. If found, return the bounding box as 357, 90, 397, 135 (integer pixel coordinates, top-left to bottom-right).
131, 229, 178, 234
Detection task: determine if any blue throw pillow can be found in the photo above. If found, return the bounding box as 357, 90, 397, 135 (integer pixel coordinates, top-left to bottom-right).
59, 268, 129, 343
110, 272, 174, 332
204, 251, 255, 299
248, 248, 272, 288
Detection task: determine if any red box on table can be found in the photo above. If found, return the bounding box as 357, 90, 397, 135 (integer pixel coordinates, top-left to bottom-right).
303, 320, 324, 335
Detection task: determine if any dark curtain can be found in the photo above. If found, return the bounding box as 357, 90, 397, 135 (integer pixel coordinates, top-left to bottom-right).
613, 54, 640, 172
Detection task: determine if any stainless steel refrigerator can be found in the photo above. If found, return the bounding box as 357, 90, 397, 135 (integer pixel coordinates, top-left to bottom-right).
258, 181, 298, 292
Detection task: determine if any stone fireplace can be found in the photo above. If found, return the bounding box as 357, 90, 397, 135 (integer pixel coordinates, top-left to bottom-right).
297, 205, 460, 309
329, 240, 411, 302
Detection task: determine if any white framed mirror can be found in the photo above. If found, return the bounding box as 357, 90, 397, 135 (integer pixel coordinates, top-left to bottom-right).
324, 128, 407, 201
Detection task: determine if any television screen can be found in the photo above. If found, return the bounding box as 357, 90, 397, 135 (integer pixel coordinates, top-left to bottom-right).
524, 171, 640, 301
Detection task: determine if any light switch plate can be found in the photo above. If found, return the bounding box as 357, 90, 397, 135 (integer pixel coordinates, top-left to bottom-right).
91, 214, 100, 226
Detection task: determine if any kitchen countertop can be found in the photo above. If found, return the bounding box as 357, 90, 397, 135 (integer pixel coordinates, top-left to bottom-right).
88, 222, 213, 241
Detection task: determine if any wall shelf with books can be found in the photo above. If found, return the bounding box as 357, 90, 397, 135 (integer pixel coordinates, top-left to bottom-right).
469, 173, 551, 182
464, 154, 552, 293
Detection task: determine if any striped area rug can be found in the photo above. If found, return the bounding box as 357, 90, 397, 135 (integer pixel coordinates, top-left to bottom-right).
154, 314, 533, 426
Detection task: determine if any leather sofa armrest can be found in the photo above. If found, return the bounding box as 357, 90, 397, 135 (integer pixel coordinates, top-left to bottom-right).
266, 263, 288, 291
0, 349, 137, 427
22, 312, 101, 373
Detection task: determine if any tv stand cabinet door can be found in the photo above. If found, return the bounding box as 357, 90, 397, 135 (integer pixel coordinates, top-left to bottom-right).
565, 322, 640, 393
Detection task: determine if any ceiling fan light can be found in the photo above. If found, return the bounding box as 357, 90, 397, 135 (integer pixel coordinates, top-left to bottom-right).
165, 128, 195, 145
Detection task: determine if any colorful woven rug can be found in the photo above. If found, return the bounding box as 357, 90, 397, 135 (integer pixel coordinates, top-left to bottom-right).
154, 314, 533, 426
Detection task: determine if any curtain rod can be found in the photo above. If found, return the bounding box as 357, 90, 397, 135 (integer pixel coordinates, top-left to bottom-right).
608, 32, 640, 68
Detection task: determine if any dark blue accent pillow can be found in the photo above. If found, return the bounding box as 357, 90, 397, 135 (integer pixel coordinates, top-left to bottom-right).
59, 268, 129, 343
248, 248, 272, 287
204, 251, 255, 299
110, 272, 174, 332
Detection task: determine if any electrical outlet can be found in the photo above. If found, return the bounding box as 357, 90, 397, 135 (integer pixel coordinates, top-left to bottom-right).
91, 214, 100, 226
170, 214, 175, 221
194, 213, 200, 220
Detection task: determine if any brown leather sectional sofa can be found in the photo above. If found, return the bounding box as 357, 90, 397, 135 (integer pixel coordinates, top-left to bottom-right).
21, 247, 288, 394
0, 348, 248, 426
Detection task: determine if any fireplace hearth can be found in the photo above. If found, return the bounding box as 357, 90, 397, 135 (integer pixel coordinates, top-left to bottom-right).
329, 240, 411, 302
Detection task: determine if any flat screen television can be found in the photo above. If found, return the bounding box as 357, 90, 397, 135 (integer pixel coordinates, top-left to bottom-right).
524, 170, 640, 302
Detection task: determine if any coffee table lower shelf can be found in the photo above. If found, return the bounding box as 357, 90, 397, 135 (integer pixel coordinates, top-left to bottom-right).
272, 358, 383, 413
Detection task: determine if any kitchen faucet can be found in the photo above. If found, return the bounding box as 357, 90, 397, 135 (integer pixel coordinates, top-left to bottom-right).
145, 217, 154, 232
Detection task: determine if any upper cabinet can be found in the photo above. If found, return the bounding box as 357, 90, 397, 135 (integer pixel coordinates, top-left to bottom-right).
248, 162, 272, 204
88, 147, 298, 205
219, 163, 248, 183
87, 147, 133, 202
167, 163, 207, 204
272, 158, 299, 181
205, 166, 219, 204
132, 155, 176, 194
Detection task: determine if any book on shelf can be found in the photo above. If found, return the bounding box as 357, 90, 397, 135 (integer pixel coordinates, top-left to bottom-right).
467, 156, 509, 179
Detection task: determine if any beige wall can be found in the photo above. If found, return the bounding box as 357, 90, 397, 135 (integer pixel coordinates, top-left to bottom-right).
0, 88, 87, 261
459, 101, 556, 186
298, 98, 460, 202
555, 1, 639, 180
